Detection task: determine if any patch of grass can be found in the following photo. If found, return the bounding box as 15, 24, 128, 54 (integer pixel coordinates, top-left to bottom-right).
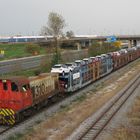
60, 104, 70, 112
88, 41, 119, 57
129, 98, 140, 126
7, 133, 24, 140
26, 127, 34, 134
0, 43, 47, 61
111, 97, 140, 140
91, 88, 97, 93
58, 94, 87, 113
0, 63, 51, 77
35, 119, 42, 125
0, 68, 38, 77
73, 94, 87, 103
130, 117, 140, 126
96, 83, 104, 90
15, 127, 35, 140
113, 127, 138, 140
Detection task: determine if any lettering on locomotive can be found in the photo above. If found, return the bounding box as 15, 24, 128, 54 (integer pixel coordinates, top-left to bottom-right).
29, 76, 55, 100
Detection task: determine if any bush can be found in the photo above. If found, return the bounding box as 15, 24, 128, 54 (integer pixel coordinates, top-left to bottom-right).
61, 43, 77, 50
88, 41, 119, 57
51, 50, 62, 66
26, 43, 40, 55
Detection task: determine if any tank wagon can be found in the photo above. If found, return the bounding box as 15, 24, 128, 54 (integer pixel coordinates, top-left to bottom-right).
0, 46, 140, 125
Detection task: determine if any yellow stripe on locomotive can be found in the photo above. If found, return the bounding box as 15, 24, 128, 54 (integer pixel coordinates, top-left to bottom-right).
0, 109, 15, 125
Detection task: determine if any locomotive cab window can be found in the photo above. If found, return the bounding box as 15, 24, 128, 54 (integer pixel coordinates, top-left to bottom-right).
3, 82, 8, 90
21, 85, 29, 92
11, 82, 18, 92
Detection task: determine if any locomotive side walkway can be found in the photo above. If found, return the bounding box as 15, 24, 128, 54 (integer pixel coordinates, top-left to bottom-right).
1, 58, 140, 140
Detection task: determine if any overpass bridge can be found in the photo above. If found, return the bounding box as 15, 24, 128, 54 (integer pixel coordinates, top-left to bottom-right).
38, 35, 140, 48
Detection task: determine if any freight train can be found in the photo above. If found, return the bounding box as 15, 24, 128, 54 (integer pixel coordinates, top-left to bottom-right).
0, 46, 140, 125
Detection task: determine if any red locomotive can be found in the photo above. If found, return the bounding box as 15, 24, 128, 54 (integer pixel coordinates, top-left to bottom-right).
0, 73, 59, 125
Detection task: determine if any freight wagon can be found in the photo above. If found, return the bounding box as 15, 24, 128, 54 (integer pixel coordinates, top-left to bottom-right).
0, 46, 140, 125
58, 54, 113, 92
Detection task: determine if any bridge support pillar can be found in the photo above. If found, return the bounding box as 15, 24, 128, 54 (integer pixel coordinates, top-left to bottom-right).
76, 42, 82, 50
128, 40, 132, 48
89, 40, 92, 47
133, 40, 137, 46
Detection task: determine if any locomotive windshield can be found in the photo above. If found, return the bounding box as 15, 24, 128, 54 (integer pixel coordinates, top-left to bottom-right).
11, 82, 18, 92
59, 77, 68, 82
3, 82, 8, 90
21, 84, 30, 92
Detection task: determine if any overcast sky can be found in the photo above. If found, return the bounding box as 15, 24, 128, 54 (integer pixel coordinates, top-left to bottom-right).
0, 0, 139, 36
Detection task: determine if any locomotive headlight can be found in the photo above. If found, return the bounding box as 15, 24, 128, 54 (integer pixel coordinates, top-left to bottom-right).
2, 80, 6, 83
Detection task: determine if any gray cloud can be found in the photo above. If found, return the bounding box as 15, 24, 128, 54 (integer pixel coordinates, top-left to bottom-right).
0, 0, 140, 36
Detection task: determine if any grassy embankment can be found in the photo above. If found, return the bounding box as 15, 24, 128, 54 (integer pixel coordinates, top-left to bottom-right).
88, 41, 119, 57
0, 42, 120, 77
0, 43, 46, 61
0, 43, 51, 77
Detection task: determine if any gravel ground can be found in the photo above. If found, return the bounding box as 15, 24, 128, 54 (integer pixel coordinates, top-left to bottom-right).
66, 73, 140, 140
97, 80, 140, 140
1, 59, 140, 140
0, 69, 119, 140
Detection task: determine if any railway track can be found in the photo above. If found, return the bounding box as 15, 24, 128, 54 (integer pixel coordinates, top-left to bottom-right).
76, 74, 140, 140
0, 59, 140, 139
0, 126, 13, 136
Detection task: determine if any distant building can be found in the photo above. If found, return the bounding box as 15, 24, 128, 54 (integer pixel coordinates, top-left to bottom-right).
0, 36, 48, 43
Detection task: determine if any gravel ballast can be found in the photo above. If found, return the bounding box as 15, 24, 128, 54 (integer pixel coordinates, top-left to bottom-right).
1, 59, 140, 140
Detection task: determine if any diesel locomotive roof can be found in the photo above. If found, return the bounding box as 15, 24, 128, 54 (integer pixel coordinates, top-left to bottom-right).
0, 76, 29, 85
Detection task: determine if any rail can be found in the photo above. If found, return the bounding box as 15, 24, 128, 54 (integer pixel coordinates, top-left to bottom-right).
77, 74, 140, 140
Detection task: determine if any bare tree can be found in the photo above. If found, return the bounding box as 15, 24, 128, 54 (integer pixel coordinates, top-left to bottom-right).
47, 12, 65, 36
41, 12, 66, 64
40, 26, 48, 36
66, 30, 75, 38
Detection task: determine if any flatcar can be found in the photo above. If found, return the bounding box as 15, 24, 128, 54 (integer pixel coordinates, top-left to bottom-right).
0, 46, 140, 125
